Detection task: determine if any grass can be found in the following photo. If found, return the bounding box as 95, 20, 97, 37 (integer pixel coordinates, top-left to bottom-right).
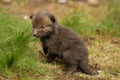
0, 12, 47, 80
0, 1, 120, 80
61, 1, 120, 37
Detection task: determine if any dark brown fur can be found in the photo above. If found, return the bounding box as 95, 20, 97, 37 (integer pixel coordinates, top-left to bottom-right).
30, 11, 98, 75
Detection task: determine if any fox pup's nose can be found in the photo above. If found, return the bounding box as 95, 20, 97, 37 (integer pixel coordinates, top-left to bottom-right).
33, 33, 37, 37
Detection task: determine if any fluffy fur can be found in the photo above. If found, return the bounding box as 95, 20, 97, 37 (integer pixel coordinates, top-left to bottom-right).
30, 11, 98, 75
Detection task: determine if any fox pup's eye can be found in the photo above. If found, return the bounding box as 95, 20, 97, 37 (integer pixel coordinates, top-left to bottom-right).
46, 24, 52, 27
41, 25, 44, 28
33, 26, 36, 28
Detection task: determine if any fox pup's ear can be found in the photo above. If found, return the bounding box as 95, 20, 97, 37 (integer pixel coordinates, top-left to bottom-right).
49, 14, 56, 23
30, 14, 34, 19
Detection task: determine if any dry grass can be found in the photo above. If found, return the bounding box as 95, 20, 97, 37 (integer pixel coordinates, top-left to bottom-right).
29, 36, 120, 80
0, 0, 120, 80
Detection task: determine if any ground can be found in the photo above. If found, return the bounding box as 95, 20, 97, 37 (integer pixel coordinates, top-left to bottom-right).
0, 0, 120, 80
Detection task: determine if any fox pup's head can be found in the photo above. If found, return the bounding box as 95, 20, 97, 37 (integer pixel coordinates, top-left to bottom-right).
30, 11, 56, 38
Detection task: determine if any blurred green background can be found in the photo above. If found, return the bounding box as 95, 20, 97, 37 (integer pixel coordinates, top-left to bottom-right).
0, 0, 120, 80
